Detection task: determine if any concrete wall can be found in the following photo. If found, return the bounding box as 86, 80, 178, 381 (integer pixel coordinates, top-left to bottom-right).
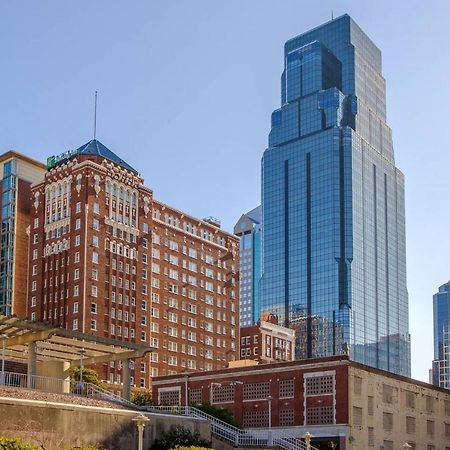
0, 397, 210, 450
348, 365, 450, 449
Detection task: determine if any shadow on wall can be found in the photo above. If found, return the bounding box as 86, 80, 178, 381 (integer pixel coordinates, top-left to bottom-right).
0, 399, 210, 450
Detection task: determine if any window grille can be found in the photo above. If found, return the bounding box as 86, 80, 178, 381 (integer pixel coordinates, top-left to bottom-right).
305, 406, 333, 425
279, 409, 294, 426
305, 375, 333, 395
189, 388, 202, 405
213, 385, 235, 403
243, 382, 270, 400
382, 384, 394, 403
383, 412, 393, 431
159, 389, 180, 406
367, 427, 374, 447
405, 390, 416, 408
243, 410, 269, 428
279, 379, 294, 398
353, 376, 362, 395
353, 406, 362, 426
368, 395, 374, 415
406, 416, 415, 433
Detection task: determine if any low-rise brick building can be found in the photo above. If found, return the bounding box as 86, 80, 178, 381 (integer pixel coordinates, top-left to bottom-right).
240, 314, 295, 363
152, 355, 450, 449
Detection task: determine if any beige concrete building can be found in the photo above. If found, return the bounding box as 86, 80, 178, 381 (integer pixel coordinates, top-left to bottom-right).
349, 364, 450, 450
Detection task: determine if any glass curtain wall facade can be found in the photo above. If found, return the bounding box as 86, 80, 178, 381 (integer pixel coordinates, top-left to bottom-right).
432, 281, 450, 389
260, 14, 410, 376
0, 160, 17, 315
234, 206, 262, 326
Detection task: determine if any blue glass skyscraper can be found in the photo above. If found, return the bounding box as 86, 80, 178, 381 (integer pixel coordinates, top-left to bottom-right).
432, 281, 450, 389
234, 206, 262, 326
259, 15, 410, 376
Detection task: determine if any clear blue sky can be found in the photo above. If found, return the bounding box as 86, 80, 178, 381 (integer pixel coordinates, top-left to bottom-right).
1, 0, 449, 382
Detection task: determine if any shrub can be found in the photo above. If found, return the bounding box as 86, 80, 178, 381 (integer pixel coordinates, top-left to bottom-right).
131, 390, 153, 406
69, 367, 105, 389
0, 437, 40, 450
194, 403, 241, 428
172, 447, 213, 450
150, 426, 211, 450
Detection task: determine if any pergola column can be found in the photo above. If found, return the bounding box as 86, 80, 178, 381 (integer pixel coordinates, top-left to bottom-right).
123, 358, 131, 401
27, 341, 37, 388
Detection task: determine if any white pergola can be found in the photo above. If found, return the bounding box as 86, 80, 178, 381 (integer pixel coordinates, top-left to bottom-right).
0, 315, 155, 400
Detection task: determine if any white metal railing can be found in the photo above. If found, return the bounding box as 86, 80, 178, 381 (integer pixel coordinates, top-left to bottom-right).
0, 371, 69, 393
0, 371, 136, 409
145, 405, 319, 450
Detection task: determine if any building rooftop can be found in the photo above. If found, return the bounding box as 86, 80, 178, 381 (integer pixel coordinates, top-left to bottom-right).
75, 139, 137, 174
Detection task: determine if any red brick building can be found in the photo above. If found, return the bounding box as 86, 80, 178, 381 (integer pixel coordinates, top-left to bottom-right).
240, 314, 295, 363
152, 355, 450, 449
27, 139, 239, 390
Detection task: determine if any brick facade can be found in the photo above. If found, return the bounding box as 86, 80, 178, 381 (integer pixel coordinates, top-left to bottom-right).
27, 146, 239, 390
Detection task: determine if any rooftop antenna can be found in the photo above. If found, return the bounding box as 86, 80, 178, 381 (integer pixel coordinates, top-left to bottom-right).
331, 10, 334, 20
93, 90, 98, 140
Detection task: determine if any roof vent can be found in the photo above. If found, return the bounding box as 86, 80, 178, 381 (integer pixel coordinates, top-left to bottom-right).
203, 216, 221, 228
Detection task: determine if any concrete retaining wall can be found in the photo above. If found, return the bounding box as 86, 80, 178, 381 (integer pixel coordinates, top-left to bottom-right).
0, 396, 210, 450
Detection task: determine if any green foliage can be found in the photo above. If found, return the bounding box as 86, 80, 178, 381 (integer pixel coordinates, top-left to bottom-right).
150, 426, 211, 450
60, 447, 99, 450
171, 447, 213, 450
194, 403, 241, 429
0, 437, 40, 450
0, 436, 99, 450
131, 390, 154, 406
69, 367, 105, 388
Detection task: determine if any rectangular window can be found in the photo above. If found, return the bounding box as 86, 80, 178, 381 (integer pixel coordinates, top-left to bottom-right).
383, 412, 393, 432
305, 375, 334, 395
279, 379, 294, 398
243, 382, 270, 400
72, 319, 78, 330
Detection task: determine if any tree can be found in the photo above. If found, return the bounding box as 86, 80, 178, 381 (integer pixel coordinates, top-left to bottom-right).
150, 427, 211, 450
69, 367, 105, 388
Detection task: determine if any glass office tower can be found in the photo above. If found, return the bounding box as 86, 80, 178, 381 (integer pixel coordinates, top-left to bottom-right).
260, 14, 410, 376
234, 206, 262, 326
432, 281, 450, 389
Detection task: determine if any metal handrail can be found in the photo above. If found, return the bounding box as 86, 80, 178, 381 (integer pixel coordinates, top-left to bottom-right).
146, 405, 318, 450
0, 370, 136, 409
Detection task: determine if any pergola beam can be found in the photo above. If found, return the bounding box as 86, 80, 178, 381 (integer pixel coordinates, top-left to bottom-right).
5, 329, 57, 347
49, 335, 125, 354
71, 348, 154, 367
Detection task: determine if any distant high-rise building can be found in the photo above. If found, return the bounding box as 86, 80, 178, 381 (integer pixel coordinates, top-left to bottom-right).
27, 139, 239, 389
234, 206, 261, 326
0, 151, 46, 317
259, 14, 410, 376
432, 281, 450, 389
